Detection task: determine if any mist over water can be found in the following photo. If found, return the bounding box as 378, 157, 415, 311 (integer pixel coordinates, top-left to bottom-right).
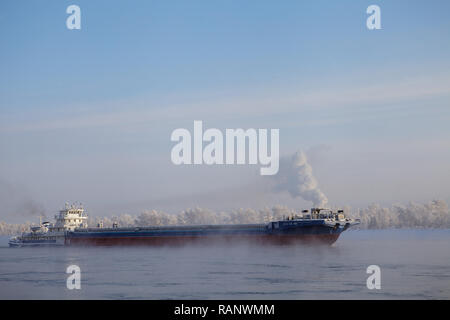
0, 230, 449, 299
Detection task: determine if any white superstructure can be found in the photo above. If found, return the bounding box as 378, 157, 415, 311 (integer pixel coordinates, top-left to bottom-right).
8, 203, 88, 247
49, 203, 88, 232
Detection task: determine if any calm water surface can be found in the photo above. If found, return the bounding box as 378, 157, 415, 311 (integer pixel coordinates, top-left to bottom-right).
0, 229, 449, 299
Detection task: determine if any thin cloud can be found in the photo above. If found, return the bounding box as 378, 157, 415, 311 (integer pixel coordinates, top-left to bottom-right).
1, 73, 450, 133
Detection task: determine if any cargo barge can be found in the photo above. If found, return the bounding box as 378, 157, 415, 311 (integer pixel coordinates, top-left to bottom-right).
9, 204, 360, 247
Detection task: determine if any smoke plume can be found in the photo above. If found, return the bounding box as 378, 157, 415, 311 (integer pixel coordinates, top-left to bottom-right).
0, 179, 46, 219
274, 151, 328, 207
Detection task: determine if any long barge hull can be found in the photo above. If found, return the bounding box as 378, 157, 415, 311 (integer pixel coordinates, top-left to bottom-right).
67, 220, 348, 246
67, 233, 341, 246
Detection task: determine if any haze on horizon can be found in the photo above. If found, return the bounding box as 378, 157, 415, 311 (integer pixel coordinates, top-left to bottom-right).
1, 0, 450, 222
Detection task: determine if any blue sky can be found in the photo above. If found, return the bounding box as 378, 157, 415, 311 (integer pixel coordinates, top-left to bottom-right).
1, 1, 450, 221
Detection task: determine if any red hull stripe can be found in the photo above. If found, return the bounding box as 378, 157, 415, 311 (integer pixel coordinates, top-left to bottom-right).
67, 234, 340, 246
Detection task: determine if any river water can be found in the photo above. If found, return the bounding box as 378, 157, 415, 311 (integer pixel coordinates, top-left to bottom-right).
0, 229, 449, 299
